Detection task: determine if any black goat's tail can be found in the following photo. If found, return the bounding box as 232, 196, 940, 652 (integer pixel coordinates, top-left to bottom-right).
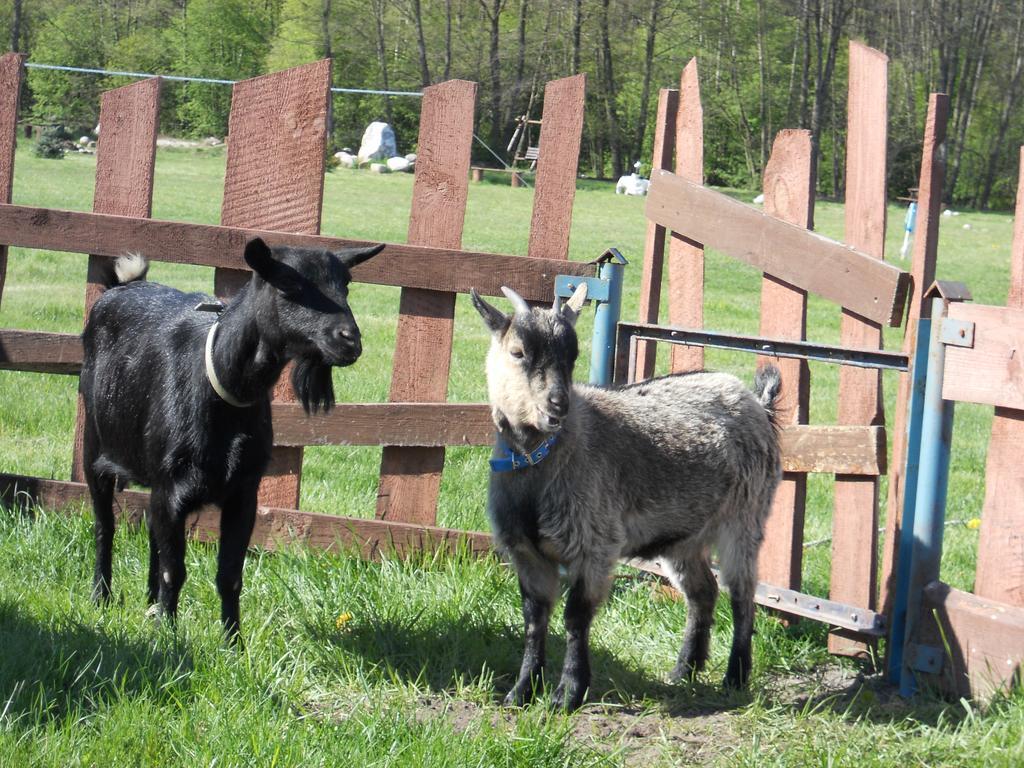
99, 253, 149, 289
754, 364, 783, 429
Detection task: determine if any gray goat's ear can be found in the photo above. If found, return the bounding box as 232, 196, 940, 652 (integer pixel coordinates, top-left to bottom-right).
470, 289, 510, 335
560, 281, 588, 326
337, 243, 385, 269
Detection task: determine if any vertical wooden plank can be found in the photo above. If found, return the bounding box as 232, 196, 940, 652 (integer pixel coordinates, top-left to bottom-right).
879, 93, 949, 618
973, 147, 1024, 607
756, 129, 813, 592
0, 53, 24, 307
830, 42, 888, 657
668, 59, 704, 373
526, 74, 585, 262
71, 77, 161, 483
376, 80, 477, 525
635, 88, 678, 380
217, 60, 332, 509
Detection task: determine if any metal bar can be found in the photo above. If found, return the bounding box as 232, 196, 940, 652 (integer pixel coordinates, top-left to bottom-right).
899, 296, 956, 696
886, 317, 933, 683
589, 253, 627, 386
624, 559, 886, 635
618, 322, 909, 371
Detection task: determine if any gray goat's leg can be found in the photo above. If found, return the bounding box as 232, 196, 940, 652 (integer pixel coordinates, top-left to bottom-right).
505, 549, 558, 706
553, 571, 609, 710
666, 547, 719, 682
718, 526, 760, 688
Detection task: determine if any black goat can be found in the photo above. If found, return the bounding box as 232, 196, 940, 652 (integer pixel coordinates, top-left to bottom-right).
80, 237, 383, 639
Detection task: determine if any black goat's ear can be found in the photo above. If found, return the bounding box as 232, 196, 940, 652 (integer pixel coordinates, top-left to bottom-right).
337, 243, 385, 269
470, 288, 509, 335
243, 237, 276, 279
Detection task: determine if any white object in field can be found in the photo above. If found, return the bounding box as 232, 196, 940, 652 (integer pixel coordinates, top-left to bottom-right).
405, 153, 417, 163
962, 223, 971, 230
899, 201, 917, 260
334, 151, 356, 168
79, 136, 89, 146
386, 156, 411, 172
369, 162, 390, 174
615, 173, 649, 196
753, 193, 765, 205
358, 122, 398, 163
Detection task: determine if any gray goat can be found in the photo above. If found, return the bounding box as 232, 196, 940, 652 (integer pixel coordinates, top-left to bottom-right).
470, 283, 782, 710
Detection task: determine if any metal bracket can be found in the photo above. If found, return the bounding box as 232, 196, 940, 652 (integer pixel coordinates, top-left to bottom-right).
554, 274, 609, 303
940, 317, 975, 348
907, 642, 944, 674
591, 247, 629, 266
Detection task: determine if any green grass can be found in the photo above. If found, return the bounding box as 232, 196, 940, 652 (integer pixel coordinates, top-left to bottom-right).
1, 141, 1022, 765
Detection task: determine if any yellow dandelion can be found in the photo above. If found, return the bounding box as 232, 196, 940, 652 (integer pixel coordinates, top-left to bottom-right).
966, 518, 982, 531
335, 611, 354, 629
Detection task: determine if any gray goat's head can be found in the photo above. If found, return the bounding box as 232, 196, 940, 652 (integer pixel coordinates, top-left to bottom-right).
470, 283, 588, 435
244, 236, 384, 411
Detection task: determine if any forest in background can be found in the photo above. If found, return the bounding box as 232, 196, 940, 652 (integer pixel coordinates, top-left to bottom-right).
2, 0, 1023, 208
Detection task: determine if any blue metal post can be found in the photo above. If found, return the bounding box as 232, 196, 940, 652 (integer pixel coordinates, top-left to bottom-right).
589, 252, 627, 386
886, 317, 933, 684
899, 296, 956, 697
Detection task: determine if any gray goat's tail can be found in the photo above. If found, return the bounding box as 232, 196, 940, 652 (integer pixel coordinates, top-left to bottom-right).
754, 364, 783, 428
99, 253, 149, 290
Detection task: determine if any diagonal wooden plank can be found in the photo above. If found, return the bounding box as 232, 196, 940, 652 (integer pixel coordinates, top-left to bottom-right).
635, 87, 678, 380
668, 59, 704, 373
216, 60, 332, 510
830, 41, 888, 658
879, 93, 948, 622
376, 79, 477, 526
757, 129, 813, 594
0, 53, 24, 308
71, 77, 161, 483
645, 170, 910, 327
527, 74, 585, 262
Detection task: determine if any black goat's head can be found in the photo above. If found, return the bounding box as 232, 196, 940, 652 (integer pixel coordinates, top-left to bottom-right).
244, 237, 383, 413
470, 283, 587, 435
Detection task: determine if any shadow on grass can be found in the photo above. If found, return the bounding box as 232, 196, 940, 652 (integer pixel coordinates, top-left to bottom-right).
0, 598, 194, 729
305, 609, 746, 718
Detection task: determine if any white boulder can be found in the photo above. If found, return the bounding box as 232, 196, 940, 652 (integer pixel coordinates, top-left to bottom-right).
358, 122, 398, 163
405, 153, 417, 163
369, 162, 390, 174
334, 150, 356, 168
386, 156, 411, 173
615, 173, 650, 196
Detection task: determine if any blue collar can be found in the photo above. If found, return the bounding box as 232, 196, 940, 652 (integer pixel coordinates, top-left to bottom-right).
490, 432, 558, 472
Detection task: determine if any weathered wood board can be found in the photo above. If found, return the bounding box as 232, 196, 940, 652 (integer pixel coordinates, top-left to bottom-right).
0, 53, 23, 307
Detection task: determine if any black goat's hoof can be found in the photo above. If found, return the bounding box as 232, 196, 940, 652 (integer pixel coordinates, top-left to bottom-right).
502, 685, 534, 708
668, 662, 697, 684
551, 682, 586, 711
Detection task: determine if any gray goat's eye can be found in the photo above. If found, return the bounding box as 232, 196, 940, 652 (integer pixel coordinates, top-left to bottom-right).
509, 348, 525, 359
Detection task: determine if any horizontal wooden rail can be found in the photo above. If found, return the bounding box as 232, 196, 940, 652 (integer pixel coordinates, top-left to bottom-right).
944, 303, 1024, 411
781, 425, 886, 475
645, 171, 911, 326
0, 204, 592, 302
0, 473, 492, 559
0, 329, 81, 373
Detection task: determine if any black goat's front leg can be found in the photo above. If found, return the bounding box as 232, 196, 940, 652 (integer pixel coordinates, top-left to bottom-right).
83, 422, 116, 604
147, 489, 187, 624
552, 576, 604, 710
504, 547, 558, 706
216, 486, 258, 643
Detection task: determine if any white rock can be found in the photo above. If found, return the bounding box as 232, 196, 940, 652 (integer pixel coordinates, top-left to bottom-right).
334, 151, 356, 168
369, 162, 390, 174
615, 173, 650, 196
943, 209, 953, 217
753, 193, 765, 204
358, 122, 398, 163
78, 136, 90, 146
386, 156, 411, 172
404, 153, 417, 163
962, 223, 971, 230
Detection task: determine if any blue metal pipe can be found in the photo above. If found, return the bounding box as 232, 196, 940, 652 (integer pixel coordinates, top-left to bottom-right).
589, 256, 626, 386
899, 296, 956, 697
886, 317, 933, 684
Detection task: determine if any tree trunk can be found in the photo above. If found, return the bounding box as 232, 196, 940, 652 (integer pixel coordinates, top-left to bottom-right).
979, 4, 1024, 208
11, 0, 22, 52
756, 0, 770, 173
410, 0, 432, 87
571, 0, 582, 74
321, 0, 334, 143
506, 0, 529, 137
598, 0, 622, 178
809, 0, 847, 195
633, 0, 660, 159
479, 0, 506, 152
444, 0, 453, 80
372, 0, 394, 125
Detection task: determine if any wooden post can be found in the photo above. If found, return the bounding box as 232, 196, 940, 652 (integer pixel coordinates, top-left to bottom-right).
472, 167, 483, 182
376, 80, 477, 525
635, 88, 678, 380
510, 171, 521, 188
973, 147, 1024, 607
668, 59, 704, 373
526, 74, 585, 262
830, 42, 888, 657
879, 93, 949, 618
216, 60, 332, 510
0, 53, 24, 308
71, 78, 161, 483
756, 129, 813, 593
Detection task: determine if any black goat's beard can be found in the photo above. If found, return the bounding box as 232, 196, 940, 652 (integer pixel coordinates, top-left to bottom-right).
291, 356, 336, 414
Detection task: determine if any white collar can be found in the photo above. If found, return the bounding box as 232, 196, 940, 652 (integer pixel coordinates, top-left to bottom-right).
204, 322, 253, 408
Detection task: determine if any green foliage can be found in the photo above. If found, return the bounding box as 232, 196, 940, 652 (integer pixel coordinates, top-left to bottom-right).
32, 124, 68, 159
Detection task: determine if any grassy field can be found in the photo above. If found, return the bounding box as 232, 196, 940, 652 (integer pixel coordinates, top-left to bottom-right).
1, 141, 1022, 765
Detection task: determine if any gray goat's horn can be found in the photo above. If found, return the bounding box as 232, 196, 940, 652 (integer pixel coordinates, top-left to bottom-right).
500, 286, 531, 316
